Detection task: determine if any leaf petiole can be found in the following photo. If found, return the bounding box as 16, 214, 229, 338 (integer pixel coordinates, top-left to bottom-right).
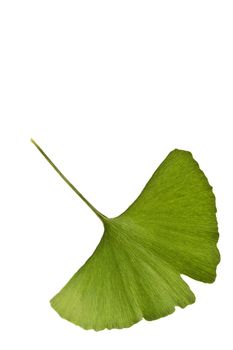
31, 138, 107, 223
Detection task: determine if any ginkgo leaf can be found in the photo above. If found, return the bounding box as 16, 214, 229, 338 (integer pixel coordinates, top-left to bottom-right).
31, 139, 220, 331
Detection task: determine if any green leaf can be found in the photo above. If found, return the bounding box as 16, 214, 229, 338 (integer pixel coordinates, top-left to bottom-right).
32, 140, 220, 331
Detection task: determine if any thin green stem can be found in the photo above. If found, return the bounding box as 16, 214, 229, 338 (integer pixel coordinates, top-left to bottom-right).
31, 138, 107, 222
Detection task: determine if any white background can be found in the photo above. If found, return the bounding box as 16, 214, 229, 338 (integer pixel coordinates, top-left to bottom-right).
0, 1, 232, 349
